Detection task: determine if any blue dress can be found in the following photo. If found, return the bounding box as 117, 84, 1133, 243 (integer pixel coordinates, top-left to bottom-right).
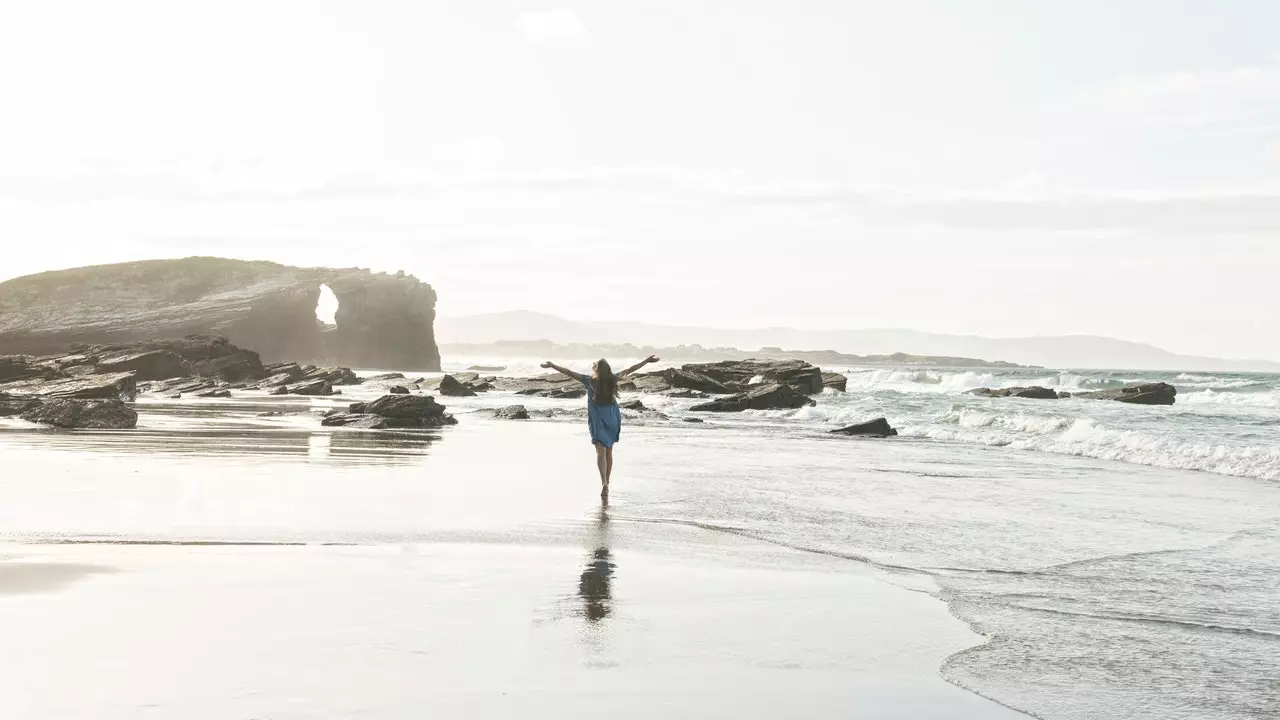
578, 374, 622, 448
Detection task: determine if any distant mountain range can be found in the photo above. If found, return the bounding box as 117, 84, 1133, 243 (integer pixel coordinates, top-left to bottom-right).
436, 311, 1280, 372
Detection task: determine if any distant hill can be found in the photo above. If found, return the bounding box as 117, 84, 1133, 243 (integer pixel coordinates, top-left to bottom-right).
436, 311, 1280, 372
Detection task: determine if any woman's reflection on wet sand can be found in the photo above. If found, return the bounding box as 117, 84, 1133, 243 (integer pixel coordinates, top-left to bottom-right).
578, 508, 614, 623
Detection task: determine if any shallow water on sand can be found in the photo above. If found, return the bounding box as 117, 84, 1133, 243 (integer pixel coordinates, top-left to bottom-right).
3, 379, 1279, 719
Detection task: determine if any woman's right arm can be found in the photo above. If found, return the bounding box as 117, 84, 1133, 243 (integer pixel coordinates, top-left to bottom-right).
541, 361, 581, 379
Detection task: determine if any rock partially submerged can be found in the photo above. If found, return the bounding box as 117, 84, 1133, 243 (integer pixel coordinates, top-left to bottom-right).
830, 417, 898, 437
18, 399, 138, 429
494, 405, 530, 420
969, 386, 1061, 400
969, 382, 1176, 405
326, 394, 458, 429
690, 383, 816, 412
1077, 382, 1177, 405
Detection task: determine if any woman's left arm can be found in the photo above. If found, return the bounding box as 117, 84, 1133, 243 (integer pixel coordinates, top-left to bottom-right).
618, 355, 660, 379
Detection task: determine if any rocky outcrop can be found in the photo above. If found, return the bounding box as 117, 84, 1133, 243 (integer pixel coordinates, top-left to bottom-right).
626, 360, 833, 396
18, 399, 138, 429
0, 257, 441, 371
969, 382, 1176, 405
325, 394, 458, 429
689, 383, 817, 412
830, 417, 898, 437
490, 374, 586, 399
1077, 382, 1177, 405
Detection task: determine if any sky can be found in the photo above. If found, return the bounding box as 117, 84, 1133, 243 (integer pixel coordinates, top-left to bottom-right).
1, 1, 1278, 360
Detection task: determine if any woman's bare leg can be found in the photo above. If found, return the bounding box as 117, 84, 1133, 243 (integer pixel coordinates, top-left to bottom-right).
595, 443, 609, 495
605, 446, 614, 486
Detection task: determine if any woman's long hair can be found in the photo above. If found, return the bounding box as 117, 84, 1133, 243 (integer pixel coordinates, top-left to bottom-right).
592, 359, 618, 405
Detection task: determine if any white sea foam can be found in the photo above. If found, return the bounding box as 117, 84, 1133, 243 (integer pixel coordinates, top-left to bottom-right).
906, 411, 1280, 482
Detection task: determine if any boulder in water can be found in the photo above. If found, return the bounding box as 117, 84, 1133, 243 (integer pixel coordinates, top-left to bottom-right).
18, 399, 137, 429
195, 388, 232, 398
389, 385, 410, 394
289, 379, 334, 396
830, 417, 898, 437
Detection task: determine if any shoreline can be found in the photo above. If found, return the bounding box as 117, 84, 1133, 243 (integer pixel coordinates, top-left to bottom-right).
0, 538, 1027, 720
0, 418, 1031, 719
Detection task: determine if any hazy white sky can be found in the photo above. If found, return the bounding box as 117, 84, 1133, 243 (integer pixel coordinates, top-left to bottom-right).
1, 1, 1277, 359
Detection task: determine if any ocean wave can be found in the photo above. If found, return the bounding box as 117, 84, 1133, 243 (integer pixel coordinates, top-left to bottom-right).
1180, 389, 1280, 408
906, 412, 1280, 482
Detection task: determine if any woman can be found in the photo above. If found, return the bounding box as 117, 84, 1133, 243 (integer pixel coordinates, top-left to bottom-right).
541, 354, 660, 498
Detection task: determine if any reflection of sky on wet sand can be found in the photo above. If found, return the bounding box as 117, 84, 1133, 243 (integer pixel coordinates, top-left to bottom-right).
0, 398, 441, 466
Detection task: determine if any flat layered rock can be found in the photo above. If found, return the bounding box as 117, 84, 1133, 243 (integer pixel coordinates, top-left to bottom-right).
689, 383, 817, 412
1077, 382, 1177, 405
969, 386, 1061, 400
320, 413, 387, 429
18, 399, 137, 429
0, 371, 138, 401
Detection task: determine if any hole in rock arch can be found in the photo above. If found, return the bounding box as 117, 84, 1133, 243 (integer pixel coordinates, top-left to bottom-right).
315, 284, 339, 326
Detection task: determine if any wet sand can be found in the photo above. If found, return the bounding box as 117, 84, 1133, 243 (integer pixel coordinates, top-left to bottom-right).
0, 403, 1027, 719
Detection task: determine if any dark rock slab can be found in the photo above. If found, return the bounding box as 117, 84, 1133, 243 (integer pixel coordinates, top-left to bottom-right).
389, 386, 410, 394
289, 379, 334, 396
682, 417, 705, 423
269, 385, 290, 396
94, 350, 188, 381
689, 383, 817, 412
821, 372, 848, 392
1078, 382, 1177, 405
0, 371, 138, 401
830, 417, 898, 437
438, 375, 477, 397
0, 393, 42, 417
18, 399, 137, 429
195, 388, 232, 398
619, 399, 647, 412
350, 394, 458, 428
969, 386, 1061, 400
494, 405, 530, 420
320, 413, 388, 429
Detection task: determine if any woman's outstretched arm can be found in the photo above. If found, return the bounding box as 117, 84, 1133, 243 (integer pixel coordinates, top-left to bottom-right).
618, 354, 660, 379
541, 361, 583, 379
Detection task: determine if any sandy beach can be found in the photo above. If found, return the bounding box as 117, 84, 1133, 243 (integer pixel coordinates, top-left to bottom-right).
0, 413, 1025, 719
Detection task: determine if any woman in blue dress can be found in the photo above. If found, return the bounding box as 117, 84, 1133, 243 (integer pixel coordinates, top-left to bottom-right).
542, 355, 660, 498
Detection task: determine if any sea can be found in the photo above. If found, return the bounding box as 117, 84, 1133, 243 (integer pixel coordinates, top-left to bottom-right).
442, 357, 1280, 719
2, 357, 1277, 719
